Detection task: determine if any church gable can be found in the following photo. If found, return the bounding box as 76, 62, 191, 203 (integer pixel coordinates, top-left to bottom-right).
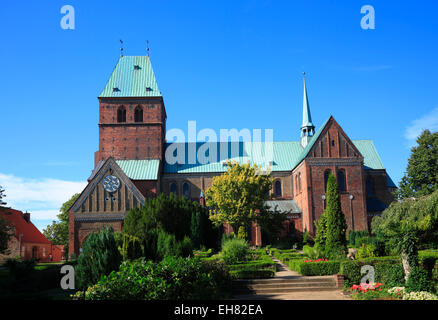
307, 116, 363, 160
70, 158, 145, 214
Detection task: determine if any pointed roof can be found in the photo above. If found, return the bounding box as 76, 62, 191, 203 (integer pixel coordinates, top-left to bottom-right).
70, 157, 146, 213
99, 56, 161, 98
0, 207, 51, 244
301, 75, 314, 129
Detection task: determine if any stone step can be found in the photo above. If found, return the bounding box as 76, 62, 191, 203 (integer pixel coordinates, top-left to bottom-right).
233, 276, 336, 285
233, 286, 340, 294
236, 281, 337, 290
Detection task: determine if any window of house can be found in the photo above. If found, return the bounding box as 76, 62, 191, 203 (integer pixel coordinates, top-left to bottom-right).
182, 182, 190, 199
117, 106, 126, 122
170, 182, 178, 195
134, 106, 143, 122
337, 169, 346, 191
298, 173, 302, 192
275, 180, 282, 198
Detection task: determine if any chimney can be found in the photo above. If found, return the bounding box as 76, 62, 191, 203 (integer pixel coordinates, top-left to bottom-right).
23, 211, 30, 223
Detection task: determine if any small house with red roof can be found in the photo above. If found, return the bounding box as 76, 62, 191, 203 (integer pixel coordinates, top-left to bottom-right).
0, 207, 65, 264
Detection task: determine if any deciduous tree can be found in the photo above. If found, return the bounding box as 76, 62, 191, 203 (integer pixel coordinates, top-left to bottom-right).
43, 193, 79, 257
204, 161, 272, 240
397, 129, 438, 199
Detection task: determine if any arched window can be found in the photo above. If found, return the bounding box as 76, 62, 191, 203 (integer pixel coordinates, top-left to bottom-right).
337, 169, 346, 191
182, 182, 190, 199
117, 106, 126, 123
366, 177, 374, 196
324, 169, 331, 192
134, 106, 143, 122
170, 182, 178, 195
275, 180, 282, 198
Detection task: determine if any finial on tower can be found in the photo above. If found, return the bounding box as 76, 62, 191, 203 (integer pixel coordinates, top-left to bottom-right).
120, 39, 123, 57
147, 40, 150, 57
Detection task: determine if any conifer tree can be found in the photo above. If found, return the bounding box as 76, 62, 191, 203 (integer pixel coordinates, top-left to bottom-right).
75, 227, 122, 290
324, 173, 348, 259
314, 212, 328, 257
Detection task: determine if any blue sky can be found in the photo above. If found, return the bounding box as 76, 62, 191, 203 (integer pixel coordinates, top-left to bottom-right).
1, 0, 438, 231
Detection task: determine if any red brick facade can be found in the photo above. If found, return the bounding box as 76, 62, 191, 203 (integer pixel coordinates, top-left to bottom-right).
94, 98, 166, 167
68, 57, 395, 256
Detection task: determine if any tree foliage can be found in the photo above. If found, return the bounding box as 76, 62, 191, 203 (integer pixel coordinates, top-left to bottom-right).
372, 189, 438, 279
204, 161, 272, 238
123, 193, 217, 259
397, 129, 438, 199
75, 227, 122, 290
43, 193, 79, 255
0, 186, 6, 206
372, 189, 438, 248
0, 216, 11, 255
314, 213, 328, 257
324, 173, 348, 259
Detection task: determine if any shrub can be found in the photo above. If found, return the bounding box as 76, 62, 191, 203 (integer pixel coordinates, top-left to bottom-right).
157, 230, 193, 260
5, 258, 36, 281
375, 263, 405, 288
229, 269, 275, 279
406, 266, 433, 293
296, 260, 341, 276
123, 193, 218, 247
356, 243, 376, 259
419, 250, 438, 277
303, 245, 319, 259
76, 257, 231, 300
191, 209, 219, 250
339, 257, 404, 288
277, 252, 303, 263
75, 227, 122, 290
221, 238, 249, 264
121, 233, 143, 260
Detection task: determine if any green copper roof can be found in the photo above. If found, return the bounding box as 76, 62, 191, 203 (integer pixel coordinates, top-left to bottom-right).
352, 140, 384, 170
162, 138, 386, 173
265, 200, 301, 213
99, 56, 161, 98
301, 77, 314, 129
116, 159, 160, 180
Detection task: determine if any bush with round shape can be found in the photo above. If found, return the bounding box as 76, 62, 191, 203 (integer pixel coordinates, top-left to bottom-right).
221, 238, 249, 265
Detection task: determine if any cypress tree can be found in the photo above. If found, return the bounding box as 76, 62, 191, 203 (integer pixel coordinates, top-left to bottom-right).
191, 211, 202, 249
314, 213, 328, 257
325, 173, 348, 259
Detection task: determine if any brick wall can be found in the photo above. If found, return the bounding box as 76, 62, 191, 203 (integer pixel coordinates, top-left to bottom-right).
95, 98, 166, 166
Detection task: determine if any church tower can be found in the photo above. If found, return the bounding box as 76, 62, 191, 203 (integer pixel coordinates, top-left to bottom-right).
300, 73, 315, 148
94, 54, 167, 167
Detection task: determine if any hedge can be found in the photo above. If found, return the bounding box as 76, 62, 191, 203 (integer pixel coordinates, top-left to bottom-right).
339, 257, 405, 288
277, 253, 304, 264
292, 260, 341, 276
228, 260, 277, 272
229, 269, 275, 279
419, 250, 438, 277
269, 248, 296, 257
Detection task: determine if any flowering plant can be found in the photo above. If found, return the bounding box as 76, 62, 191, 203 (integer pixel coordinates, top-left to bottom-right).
388, 287, 438, 300
350, 282, 384, 293
349, 282, 389, 299
303, 258, 328, 263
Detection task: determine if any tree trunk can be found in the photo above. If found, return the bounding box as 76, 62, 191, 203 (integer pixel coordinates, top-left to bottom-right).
401, 253, 411, 282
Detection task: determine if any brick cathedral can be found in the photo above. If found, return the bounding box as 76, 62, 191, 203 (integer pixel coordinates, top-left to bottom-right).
68, 54, 396, 257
